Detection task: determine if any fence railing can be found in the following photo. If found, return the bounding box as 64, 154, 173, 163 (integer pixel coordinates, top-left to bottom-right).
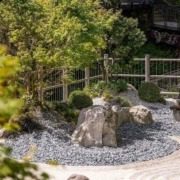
112, 56, 180, 96
30, 55, 180, 102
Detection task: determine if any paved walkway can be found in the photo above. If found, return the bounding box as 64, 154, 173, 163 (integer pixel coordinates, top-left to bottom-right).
38, 144, 180, 180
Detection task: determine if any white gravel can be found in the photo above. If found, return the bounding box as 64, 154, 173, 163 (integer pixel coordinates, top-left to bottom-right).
5, 104, 180, 166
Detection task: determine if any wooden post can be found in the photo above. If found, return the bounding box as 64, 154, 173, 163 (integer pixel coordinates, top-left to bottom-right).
85, 67, 90, 87
104, 54, 109, 84
37, 66, 44, 103
145, 54, 150, 82
63, 69, 68, 102
26, 72, 31, 96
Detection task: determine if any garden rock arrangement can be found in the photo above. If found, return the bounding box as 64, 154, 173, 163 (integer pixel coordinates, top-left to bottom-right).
72, 105, 118, 147
4, 104, 180, 166
72, 98, 153, 148
129, 105, 153, 124
170, 99, 180, 122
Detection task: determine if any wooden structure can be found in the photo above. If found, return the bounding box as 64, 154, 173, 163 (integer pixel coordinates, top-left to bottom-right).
153, 0, 180, 31
120, 0, 153, 7
30, 56, 180, 102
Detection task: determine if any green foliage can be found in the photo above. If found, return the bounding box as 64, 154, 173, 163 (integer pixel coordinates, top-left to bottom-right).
102, 89, 113, 101
0, 45, 49, 179
167, 0, 180, 5
135, 42, 175, 58
112, 96, 132, 107
138, 82, 163, 103
106, 13, 146, 61
0, 44, 22, 129
49, 102, 79, 123
0, 0, 117, 70
93, 81, 109, 96
84, 81, 109, 97
84, 80, 128, 98
102, 0, 146, 60
0, 147, 49, 180
46, 159, 59, 166
110, 79, 128, 93
68, 90, 93, 109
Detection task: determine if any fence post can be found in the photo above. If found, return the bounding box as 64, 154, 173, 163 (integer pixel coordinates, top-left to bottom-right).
104, 54, 109, 84
145, 54, 150, 82
63, 69, 68, 102
85, 67, 90, 87
37, 66, 44, 103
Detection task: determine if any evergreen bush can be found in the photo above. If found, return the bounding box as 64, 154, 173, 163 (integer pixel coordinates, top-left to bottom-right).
68, 90, 93, 109
112, 96, 132, 107
110, 79, 128, 93
138, 82, 163, 103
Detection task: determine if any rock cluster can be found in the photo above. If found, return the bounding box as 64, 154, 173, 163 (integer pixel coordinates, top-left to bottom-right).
72, 102, 153, 148
170, 99, 180, 122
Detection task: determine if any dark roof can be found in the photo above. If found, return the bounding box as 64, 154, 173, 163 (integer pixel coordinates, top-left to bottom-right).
120, 0, 154, 6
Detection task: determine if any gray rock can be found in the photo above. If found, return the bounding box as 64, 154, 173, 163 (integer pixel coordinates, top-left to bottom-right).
172, 109, 180, 121
72, 104, 153, 148
129, 105, 153, 124
170, 99, 180, 122
117, 107, 132, 125
67, 174, 89, 180
72, 105, 118, 147
117, 105, 153, 125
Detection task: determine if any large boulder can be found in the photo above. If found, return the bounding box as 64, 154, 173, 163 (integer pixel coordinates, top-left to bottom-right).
117, 105, 153, 125
72, 104, 153, 148
129, 105, 153, 124
71, 105, 118, 147
170, 99, 180, 122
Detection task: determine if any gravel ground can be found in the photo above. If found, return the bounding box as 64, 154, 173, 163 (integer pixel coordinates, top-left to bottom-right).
5, 103, 180, 166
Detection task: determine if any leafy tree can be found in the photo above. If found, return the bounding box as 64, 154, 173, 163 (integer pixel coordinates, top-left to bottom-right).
0, 44, 49, 180
0, 0, 145, 97
0, 44, 22, 128
167, 0, 180, 5
105, 13, 146, 60
0, 0, 117, 70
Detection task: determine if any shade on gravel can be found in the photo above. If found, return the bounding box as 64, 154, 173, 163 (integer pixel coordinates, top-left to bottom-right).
5, 106, 180, 166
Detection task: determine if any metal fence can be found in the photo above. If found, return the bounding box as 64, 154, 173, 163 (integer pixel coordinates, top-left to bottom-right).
30, 56, 180, 102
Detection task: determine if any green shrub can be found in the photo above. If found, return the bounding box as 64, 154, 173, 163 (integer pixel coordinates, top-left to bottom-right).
138, 82, 162, 102
84, 80, 127, 98
102, 89, 113, 101
46, 159, 59, 166
110, 79, 128, 93
83, 85, 99, 97
48, 101, 79, 123
112, 96, 132, 107
93, 81, 109, 96
68, 90, 93, 109
83, 81, 109, 97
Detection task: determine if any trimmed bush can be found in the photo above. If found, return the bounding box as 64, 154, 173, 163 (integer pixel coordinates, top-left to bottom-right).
110, 79, 128, 93
83, 81, 109, 97
68, 90, 93, 109
48, 101, 79, 123
112, 96, 132, 107
102, 89, 113, 101
138, 82, 162, 102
